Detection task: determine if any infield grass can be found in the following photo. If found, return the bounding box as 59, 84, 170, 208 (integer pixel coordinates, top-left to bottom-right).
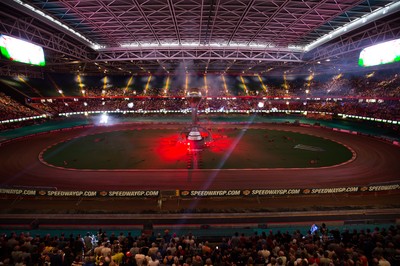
42, 128, 353, 169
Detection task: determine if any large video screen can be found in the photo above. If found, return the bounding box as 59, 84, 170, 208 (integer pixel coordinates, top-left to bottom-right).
359, 39, 400, 67
0, 35, 45, 66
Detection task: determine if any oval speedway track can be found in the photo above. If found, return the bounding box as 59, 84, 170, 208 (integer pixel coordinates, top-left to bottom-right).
0, 123, 399, 191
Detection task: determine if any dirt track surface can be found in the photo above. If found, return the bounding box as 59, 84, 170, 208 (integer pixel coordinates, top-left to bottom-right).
0, 123, 399, 191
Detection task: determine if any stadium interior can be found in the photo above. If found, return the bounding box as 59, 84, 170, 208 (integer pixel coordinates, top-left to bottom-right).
0, 0, 400, 265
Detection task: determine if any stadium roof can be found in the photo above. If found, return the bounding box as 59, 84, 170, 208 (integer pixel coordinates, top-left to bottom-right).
1, 0, 400, 77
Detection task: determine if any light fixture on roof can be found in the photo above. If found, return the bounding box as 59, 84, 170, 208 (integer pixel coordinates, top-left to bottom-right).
12, 0, 102, 50
119, 41, 298, 51
305, 1, 400, 52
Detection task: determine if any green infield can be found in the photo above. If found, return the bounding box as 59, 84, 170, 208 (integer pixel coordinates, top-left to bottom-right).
42, 129, 353, 169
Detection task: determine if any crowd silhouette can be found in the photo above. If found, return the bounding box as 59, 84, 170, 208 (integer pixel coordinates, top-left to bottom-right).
1, 224, 399, 266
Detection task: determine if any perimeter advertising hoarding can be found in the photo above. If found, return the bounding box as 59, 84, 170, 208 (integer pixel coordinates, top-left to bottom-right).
0, 184, 399, 197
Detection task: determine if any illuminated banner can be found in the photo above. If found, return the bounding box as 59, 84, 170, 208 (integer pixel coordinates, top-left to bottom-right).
179, 184, 400, 197
1, 186, 399, 198
0, 35, 45, 66
179, 189, 302, 197
302, 187, 359, 194
0, 189, 37, 196
180, 190, 243, 197
359, 39, 400, 67
106, 190, 159, 197
0, 189, 159, 197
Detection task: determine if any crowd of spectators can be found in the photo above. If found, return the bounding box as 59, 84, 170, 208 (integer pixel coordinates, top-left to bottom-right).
25, 97, 400, 123
0, 93, 45, 131
5, 70, 400, 100
1, 71, 400, 131
0, 93, 41, 120
1, 96, 399, 133
292, 72, 400, 99
1, 224, 399, 266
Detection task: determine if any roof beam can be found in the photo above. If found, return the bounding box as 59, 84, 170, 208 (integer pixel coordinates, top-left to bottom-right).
96, 0, 138, 44
2, 0, 100, 48
247, 0, 291, 45
0, 11, 90, 60
131, 0, 160, 44
206, 0, 222, 45
305, 0, 400, 51
95, 48, 303, 63
227, 0, 256, 44
310, 15, 400, 61
0, 63, 44, 78
167, 0, 181, 44
199, 0, 205, 43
